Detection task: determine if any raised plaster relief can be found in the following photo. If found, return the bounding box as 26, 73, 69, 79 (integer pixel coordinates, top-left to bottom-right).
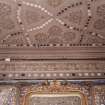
93, 19, 105, 30
96, 4, 105, 18
47, 0, 63, 7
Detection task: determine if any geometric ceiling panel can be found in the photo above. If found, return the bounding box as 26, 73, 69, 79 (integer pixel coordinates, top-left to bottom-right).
0, 0, 105, 47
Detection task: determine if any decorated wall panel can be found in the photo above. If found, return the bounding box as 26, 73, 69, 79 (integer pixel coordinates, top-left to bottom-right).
0, 80, 104, 105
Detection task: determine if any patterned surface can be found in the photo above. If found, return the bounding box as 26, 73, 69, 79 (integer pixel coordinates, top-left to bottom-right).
0, 1, 105, 104
22, 81, 89, 105
93, 86, 105, 105
0, 60, 104, 80
0, 0, 105, 47
28, 96, 81, 105
0, 0, 105, 80
0, 86, 19, 105
0, 80, 103, 105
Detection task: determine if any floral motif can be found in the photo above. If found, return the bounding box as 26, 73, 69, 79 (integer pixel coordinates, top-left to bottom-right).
96, 4, 105, 18
47, 0, 63, 7
64, 10, 82, 25
93, 19, 105, 30
0, 2, 15, 30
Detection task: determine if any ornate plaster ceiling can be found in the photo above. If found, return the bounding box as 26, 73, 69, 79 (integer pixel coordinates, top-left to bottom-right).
0, 0, 105, 47
0, 0, 105, 80
0, 1, 105, 104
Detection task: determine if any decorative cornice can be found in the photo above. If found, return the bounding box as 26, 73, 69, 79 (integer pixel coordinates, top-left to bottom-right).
0, 47, 105, 60
0, 60, 104, 80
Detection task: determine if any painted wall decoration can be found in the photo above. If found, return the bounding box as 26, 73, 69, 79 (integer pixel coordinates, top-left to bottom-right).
0, 80, 104, 105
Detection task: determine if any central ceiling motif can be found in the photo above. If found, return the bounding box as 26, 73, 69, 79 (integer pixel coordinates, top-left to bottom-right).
0, 0, 105, 47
